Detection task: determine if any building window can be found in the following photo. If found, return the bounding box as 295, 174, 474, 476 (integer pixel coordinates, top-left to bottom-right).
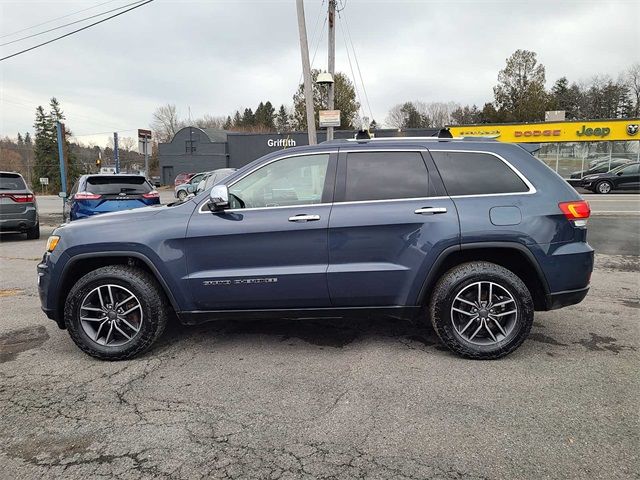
185, 140, 196, 153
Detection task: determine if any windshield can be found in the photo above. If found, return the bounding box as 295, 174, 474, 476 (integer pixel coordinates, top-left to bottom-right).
86, 176, 152, 195
0, 173, 27, 190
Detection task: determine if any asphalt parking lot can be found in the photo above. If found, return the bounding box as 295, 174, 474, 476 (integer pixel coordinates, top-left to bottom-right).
0, 203, 639, 479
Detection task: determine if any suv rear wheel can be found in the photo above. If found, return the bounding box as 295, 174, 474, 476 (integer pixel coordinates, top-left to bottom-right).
177, 189, 188, 201
26, 222, 40, 239
429, 261, 534, 359
64, 265, 169, 360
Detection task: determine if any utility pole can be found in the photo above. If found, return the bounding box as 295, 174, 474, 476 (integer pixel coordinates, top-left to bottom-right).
55, 121, 67, 200
296, 0, 317, 145
327, 0, 336, 141
113, 132, 120, 173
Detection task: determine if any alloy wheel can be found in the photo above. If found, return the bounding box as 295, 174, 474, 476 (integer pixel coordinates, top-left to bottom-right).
450, 281, 517, 346
597, 182, 611, 194
79, 284, 143, 347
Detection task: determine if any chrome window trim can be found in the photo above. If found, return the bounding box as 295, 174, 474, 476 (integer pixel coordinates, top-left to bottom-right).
428, 149, 537, 196
197, 147, 536, 214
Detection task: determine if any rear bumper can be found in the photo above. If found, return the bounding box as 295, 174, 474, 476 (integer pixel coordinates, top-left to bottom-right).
0, 208, 38, 230
546, 285, 590, 310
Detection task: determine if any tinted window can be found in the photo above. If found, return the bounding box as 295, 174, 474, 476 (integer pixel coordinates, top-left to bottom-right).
229, 154, 329, 208
431, 151, 529, 196
86, 176, 152, 195
617, 164, 639, 175
0, 173, 26, 190
344, 152, 429, 201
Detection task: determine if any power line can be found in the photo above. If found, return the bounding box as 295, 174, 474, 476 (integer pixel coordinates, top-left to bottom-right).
0, 0, 155, 62
338, 5, 374, 122
0, 0, 146, 47
298, 0, 326, 86
337, 9, 365, 123
0, 0, 121, 39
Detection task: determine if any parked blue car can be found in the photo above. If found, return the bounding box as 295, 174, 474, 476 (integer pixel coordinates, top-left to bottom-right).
39, 137, 593, 361
63, 174, 160, 221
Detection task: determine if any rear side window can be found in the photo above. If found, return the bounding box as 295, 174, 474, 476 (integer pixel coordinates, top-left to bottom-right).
431, 151, 529, 196
0, 173, 26, 190
86, 176, 152, 195
344, 152, 429, 201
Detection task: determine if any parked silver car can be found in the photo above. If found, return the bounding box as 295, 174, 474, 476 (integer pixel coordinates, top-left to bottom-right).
194, 168, 236, 195
0, 171, 39, 239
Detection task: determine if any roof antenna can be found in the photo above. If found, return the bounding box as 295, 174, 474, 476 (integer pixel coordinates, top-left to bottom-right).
437, 127, 453, 138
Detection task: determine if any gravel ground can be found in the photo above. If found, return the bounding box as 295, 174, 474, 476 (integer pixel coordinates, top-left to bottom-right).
0, 227, 638, 479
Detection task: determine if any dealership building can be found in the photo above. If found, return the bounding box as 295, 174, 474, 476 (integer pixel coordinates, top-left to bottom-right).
448, 118, 640, 179
157, 126, 439, 184
158, 119, 639, 184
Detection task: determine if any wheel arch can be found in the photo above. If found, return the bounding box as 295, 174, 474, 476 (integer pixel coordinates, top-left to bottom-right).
417, 242, 551, 311
56, 251, 180, 325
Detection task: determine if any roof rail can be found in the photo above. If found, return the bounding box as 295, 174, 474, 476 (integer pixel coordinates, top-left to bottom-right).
320, 135, 498, 144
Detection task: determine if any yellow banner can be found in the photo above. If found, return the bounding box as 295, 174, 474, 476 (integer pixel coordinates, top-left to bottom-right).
448, 119, 640, 143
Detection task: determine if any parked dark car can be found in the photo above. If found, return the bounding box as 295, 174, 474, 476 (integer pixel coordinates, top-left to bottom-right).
570, 158, 630, 179
38, 138, 593, 361
63, 174, 160, 221
581, 162, 640, 194
0, 171, 39, 239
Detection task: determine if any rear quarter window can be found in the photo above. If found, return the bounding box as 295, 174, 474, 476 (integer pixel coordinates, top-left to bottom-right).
431, 151, 529, 196
86, 176, 152, 195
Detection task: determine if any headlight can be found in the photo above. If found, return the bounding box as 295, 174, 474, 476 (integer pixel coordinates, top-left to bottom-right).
46, 235, 60, 252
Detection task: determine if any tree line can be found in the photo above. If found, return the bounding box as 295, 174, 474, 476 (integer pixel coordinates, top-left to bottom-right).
386, 51, 640, 129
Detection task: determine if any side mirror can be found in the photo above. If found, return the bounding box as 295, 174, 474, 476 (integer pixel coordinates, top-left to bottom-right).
208, 185, 229, 212
58, 192, 67, 199
617, 171, 624, 176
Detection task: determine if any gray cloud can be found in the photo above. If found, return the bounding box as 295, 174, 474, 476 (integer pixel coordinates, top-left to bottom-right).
1, 0, 638, 146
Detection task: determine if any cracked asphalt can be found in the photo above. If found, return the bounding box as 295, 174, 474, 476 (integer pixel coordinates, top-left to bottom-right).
0, 226, 638, 479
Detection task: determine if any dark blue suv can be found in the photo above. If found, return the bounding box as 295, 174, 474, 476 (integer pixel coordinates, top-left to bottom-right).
38, 138, 593, 360
63, 174, 160, 221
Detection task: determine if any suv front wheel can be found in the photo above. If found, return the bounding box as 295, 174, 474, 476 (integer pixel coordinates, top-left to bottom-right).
64, 265, 169, 360
430, 261, 534, 359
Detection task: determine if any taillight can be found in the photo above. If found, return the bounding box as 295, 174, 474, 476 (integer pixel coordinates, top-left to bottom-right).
143, 191, 159, 199
0, 193, 34, 202
74, 191, 102, 200
559, 200, 590, 227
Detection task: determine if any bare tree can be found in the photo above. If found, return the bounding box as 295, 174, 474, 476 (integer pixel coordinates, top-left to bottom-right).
193, 114, 227, 130
151, 104, 182, 142
119, 136, 136, 152
627, 63, 640, 117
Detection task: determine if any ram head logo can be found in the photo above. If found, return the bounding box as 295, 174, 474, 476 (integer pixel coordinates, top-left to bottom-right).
627, 124, 639, 136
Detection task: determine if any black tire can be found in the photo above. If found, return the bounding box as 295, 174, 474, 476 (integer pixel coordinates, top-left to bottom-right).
26, 222, 40, 239
177, 190, 187, 201
429, 261, 534, 360
595, 180, 612, 194
64, 265, 169, 360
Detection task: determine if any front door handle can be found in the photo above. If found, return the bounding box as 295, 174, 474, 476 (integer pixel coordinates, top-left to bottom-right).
415, 207, 447, 215
288, 214, 321, 222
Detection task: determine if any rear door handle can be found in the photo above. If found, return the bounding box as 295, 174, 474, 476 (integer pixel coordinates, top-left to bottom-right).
414, 207, 447, 215
288, 214, 321, 222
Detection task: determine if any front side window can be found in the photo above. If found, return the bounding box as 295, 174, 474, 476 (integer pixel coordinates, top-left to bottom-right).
431, 151, 529, 196
229, 154, 330, 209
344, 152, 429, 202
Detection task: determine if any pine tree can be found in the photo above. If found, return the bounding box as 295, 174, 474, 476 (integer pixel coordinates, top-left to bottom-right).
223, 116, 232, 130
276, 105, 290, 132
241, 108, 255, 127
33, 105, 58, 189
17, 133, 24, 145
232, 111, 242, 128
369, 119, 378, 130
24, 132, 32, 145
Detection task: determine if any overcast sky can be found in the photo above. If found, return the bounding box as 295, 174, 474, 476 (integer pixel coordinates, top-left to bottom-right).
1, 0, 638, 146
